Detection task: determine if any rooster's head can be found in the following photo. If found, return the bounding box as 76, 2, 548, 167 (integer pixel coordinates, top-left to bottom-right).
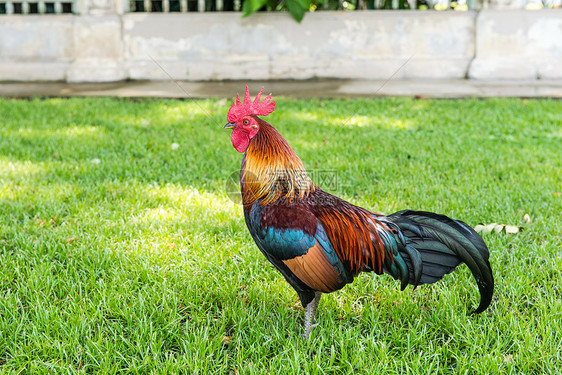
224, 86, 276, 153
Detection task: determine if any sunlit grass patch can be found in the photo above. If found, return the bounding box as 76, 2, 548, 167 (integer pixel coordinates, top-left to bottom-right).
0, 159, 48, 180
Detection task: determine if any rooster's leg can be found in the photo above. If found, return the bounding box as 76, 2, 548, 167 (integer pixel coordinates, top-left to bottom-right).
303, 292, 322, 339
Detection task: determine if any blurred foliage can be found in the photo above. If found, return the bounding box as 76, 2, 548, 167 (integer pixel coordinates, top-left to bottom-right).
242, 0, 317, 22
242, 0, 438, 22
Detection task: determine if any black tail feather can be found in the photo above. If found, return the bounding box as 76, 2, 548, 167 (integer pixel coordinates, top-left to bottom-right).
387, 210, 494, 314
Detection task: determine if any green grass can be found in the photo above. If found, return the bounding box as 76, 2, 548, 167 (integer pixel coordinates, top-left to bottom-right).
0, 96, 561, 374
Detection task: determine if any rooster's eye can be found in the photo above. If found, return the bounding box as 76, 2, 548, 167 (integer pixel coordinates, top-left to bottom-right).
243, 119, 250, 125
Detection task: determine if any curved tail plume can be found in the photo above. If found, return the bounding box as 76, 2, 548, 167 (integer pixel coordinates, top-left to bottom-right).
387, 210, 494, 314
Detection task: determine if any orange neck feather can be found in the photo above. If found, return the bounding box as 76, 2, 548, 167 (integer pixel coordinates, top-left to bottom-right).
242, 119, 316, 209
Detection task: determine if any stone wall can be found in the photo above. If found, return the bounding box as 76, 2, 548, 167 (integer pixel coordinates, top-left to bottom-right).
0, 8, 560, 82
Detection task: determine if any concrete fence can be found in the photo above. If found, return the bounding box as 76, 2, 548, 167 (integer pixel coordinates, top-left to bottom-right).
0, 4, 560, 82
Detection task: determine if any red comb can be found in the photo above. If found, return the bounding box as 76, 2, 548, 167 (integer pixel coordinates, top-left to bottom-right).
227, 86, 276, 123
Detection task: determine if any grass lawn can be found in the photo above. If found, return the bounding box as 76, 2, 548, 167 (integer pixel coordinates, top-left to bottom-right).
0, 96, 561, 374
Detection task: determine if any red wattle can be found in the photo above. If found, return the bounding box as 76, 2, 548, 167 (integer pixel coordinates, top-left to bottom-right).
231, 129, 250, 153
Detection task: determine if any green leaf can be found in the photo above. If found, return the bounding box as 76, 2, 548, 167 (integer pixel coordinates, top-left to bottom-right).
286, 0, 308, 22
294, 0, 312, 8
242, 0, 269, 17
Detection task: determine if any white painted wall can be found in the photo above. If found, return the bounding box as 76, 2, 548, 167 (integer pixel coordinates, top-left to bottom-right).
0, 10, 560, 82
469, 10, 562, 80
124, 12, 476, 81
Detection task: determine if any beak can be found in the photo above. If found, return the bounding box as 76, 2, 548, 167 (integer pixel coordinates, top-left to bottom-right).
224, 122, 236, 129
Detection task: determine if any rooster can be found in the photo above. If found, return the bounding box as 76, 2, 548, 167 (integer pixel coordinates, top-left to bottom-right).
224, 87, 494, 338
